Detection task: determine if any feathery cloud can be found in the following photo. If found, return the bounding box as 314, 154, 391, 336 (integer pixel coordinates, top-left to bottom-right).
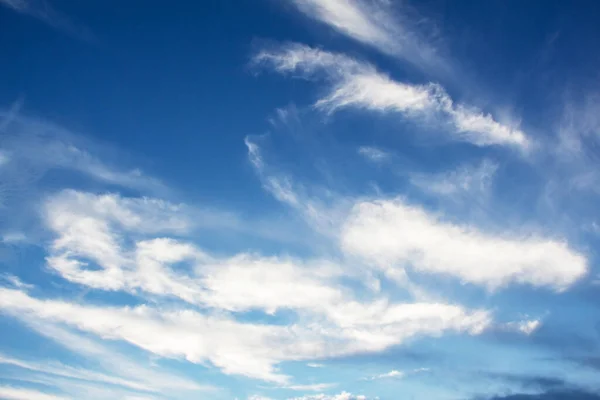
286, 0, 444, 72
0, 385, 70, 400
0, 287, 489, 383
358, 146, 390, 163
254, 44, 529, 149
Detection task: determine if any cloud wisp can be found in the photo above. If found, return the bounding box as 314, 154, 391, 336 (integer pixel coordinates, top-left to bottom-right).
285, 0, 445, 73
254, 44, 529, 149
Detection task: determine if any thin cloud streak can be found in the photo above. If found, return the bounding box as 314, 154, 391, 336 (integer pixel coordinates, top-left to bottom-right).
254, 44, 529, 149
286, 0, 446, 73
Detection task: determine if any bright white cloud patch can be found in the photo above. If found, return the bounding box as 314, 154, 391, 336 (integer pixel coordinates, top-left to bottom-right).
0, 287, 489, 385
254, 44, 529, 149
340, 199, 587, 290
12, 189, 493, 384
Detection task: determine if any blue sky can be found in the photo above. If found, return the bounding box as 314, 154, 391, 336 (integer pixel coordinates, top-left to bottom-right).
1, 0, 600, 399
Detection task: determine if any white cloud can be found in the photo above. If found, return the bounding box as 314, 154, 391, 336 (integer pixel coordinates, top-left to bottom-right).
284, 383, 336, 391
307, 363, 324, 368
245, 136, 348, 235
364, 367, 429, 381
0, 285, 489, 384
0, 149, 9, 166
0, 0, 91, 39
0, 274, 33, 290
286, 0, 442, 71
21, 320, 211, 395
358, 147, 390, 163
287, 392, 369, 400
0, 385, 70, 400
0, 111, 166, 195
340, 198, 587, 290
410, 160, 498, 198
0, 353, 153, 392
254, 44, 529, 149
1, 232, 28, 244
40, 189, 492, 345
366, 369, 404, 380
505, 319, 542, 335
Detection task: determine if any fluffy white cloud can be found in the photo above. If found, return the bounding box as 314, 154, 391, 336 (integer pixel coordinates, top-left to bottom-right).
254, 44, 529, 149
341, 198, 587, 290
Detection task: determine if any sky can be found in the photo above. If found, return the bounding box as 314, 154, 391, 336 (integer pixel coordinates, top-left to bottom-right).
0, 0, 600, 399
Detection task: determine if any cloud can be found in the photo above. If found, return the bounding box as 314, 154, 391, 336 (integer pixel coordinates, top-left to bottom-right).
245, 135, 349, 235
284, 383, 337, 392
254, 44, 529, 149
0, 353, 154, 392
410, 160, 498, 198
0, 273, 33, 289
340, 198, 587, 290
364, 367, 429, 381
0, 275, 490, 384
285, 0, 443, 72
507, 319, 542, 335
0, 110, 167, 198
19, 320, 211, 396
307, 363, 324, 368
0, 0, 92, 39
365, 369, 404, 380
358, 147, 390, 163
0, 385, 70, 400
39, 188, 492, 356
287, 392, 369, 400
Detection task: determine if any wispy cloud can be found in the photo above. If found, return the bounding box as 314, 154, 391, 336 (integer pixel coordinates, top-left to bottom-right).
0, 110, 167, 198
363, 367, 430, 381
410, 160, 498, 198
21, 321, 211, 396
285, 0, 445, 73
288, 392, 370, 400
254, 44, 529, 149
0, 0, 92, 39
0, 353, 154, 392
0, 385, 70, 400
358, 146, 390, 163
